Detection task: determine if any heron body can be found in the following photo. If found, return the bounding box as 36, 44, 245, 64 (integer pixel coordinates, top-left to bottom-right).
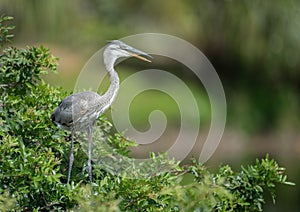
50, 40, 151, 187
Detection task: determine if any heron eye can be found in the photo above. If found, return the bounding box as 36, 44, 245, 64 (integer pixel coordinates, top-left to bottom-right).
120, 45, 128, 50
110, 47, 119, 52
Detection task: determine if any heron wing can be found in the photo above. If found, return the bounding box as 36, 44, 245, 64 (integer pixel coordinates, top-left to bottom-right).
51, 91, 102, 129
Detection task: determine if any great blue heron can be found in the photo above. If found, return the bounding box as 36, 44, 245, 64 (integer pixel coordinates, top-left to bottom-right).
51, 40, 152, 187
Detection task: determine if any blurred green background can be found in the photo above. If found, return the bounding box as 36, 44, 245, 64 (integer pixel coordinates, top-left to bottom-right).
1, 0, 299, 210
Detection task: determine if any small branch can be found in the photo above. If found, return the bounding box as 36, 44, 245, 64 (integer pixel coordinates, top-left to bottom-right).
39, 202, 61, 210
0, 82, 17, 88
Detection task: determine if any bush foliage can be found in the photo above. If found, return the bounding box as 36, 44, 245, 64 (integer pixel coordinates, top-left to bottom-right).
0, 15, 294, 211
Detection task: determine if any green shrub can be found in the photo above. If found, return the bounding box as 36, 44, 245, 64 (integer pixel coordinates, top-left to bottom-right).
0, 15, 294, 211
0, 15, 14, 49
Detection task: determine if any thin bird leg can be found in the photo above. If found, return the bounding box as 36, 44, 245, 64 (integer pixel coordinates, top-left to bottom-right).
67, 129, 75, 184
87, 125, 93, 188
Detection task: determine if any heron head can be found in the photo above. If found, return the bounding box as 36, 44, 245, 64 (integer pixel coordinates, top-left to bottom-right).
105, 40, 152, 62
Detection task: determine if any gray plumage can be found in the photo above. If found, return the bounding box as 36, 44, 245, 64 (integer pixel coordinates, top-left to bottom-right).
51, 40, 152, 188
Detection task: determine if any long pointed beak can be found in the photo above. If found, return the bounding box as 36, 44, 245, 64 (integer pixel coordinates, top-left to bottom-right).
127, 46, 153, 63
130, 52, 152, 62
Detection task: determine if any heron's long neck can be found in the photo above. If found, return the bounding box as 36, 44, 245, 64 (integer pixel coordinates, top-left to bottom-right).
102, 57, 120, 107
